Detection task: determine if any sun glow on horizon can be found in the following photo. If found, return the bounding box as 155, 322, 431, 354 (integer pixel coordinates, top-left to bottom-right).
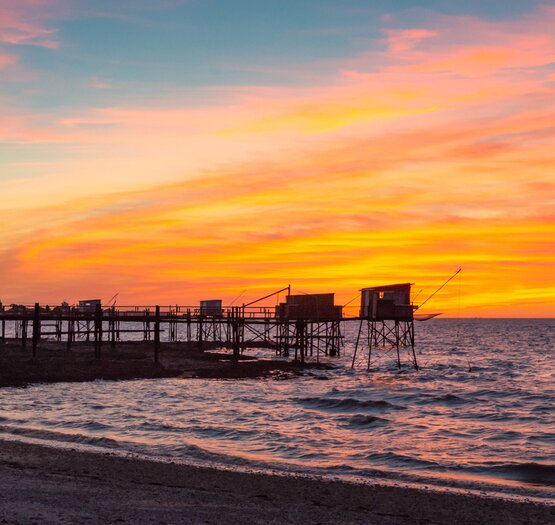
0, 1, 554, 317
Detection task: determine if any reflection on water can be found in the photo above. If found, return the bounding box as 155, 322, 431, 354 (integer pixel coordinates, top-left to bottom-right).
0, 319, 553, 501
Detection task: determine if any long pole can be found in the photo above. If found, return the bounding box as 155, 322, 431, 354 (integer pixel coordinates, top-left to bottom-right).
242, 285, 290, 308
418, 268, 462, 310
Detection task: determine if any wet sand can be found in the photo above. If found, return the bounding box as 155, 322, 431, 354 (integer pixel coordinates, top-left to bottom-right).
0, 341, 307, 387
0, 440, 552, 524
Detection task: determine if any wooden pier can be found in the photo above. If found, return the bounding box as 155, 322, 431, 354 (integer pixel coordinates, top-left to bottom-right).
0, 284, 423, 370
0, 303, 344, 365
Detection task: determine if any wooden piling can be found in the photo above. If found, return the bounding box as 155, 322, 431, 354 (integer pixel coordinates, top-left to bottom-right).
0, 303, 5, 342
299, 319, 306, 365
395, 320, 401, 369
198, 313, 203, 350
111, 306, 116, 349
94, 303, 102, 360
231, 307, 241, 361
66, 314, 73, 352
367, 322, 373, 371
154, 305, 160, 362
32, 303, 40, 359
21, 319, 27, 348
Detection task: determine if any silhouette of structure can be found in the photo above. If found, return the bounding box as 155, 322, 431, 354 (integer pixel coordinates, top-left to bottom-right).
351, 283, 419, 370
0, 281, 435, 370
275, 293, 343, 361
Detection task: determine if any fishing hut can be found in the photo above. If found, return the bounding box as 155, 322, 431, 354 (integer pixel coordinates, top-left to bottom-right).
200, 300, 222, 317
275, 293, 343, 361
351, 283, 419, 370
78, 299, 101, 312
198, 299, 224, 344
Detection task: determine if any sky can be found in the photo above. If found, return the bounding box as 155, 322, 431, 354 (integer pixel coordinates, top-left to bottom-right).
1, 0, 554, 316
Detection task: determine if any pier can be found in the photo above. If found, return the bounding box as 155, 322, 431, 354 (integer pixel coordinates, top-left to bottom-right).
0, 284, 422, 370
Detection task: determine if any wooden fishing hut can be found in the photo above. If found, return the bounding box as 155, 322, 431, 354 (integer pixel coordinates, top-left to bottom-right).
200, 300, 222, 317
360, 284, 414, 321
275, 293, 343, 361
352, 283, 419, 370
198, 299, 224, 344
79, 299, 101, 312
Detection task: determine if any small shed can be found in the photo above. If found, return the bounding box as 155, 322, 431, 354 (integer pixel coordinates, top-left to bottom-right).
360, 283, 414, 321
79, 299, 101, 312
276, 293, 342, 321
200, 299, 223, 317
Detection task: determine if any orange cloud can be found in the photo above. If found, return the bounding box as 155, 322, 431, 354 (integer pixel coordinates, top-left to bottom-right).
1, 4, 554, 315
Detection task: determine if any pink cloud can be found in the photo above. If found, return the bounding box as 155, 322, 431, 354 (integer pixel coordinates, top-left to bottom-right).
0, 0, 65, 48
0, 51, 17, 68
386, 28, 437, 53
336, 5, 555, 80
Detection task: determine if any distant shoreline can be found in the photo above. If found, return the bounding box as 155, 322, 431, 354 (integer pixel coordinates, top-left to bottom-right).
0, 439, 552, 524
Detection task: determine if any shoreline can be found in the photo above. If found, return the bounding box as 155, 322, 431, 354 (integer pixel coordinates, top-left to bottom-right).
0, 422, 555, 506
0, 439, 552, 524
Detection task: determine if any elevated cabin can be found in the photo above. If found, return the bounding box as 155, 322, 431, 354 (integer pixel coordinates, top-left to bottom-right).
78, 299, 101, 312
360, 283, 415, 321
276, 293, 343, 321
200, 299, 223, 317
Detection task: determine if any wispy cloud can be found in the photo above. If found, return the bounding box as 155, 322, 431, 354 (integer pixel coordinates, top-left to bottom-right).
88, 76, 114, 90
0, 0, 65, 48
1, 3, 554, 314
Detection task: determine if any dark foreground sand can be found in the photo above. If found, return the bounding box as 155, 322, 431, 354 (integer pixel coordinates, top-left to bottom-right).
0, 440, 552, 524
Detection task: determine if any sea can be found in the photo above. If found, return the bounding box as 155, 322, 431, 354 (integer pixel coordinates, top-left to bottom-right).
0, 319, 553, 502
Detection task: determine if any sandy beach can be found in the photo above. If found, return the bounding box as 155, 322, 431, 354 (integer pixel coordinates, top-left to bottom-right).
0, 439, 552, 524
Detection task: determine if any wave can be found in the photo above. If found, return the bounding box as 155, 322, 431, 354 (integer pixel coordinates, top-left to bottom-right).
477, 462, 555, 486
342, 414, 389, 427
416, 393, 469, 405
186, 425, 259, 440
365, 451, 443, 469
296, 396, 403, 411
0, 424, 121, 449
359, 453, 555, 487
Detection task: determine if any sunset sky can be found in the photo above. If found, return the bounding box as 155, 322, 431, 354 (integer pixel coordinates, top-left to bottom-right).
1, 0, 554, 316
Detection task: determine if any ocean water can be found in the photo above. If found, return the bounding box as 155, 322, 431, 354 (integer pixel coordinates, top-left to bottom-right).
0, 319, 553, 502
